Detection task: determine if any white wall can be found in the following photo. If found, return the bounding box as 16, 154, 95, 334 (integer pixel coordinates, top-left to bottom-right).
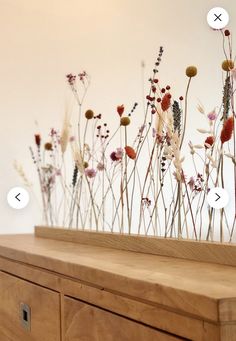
0, 0, 235, 234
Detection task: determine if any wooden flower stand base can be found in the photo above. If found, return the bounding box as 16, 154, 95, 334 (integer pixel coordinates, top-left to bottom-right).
0, 226, 236, 340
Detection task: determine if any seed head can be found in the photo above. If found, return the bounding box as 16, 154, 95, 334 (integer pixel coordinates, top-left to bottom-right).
186, 66, 198, 78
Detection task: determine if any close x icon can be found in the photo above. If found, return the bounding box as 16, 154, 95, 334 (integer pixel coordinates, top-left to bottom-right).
214, 12, 222, 22
207, 7, 229, 30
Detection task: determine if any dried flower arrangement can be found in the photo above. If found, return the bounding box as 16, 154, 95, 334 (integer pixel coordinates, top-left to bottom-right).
25, 29, 236, 243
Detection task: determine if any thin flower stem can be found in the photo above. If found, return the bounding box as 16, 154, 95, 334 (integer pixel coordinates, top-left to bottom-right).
180, 78, 192, 150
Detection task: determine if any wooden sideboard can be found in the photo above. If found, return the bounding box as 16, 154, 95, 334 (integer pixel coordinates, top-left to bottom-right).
0, 227, 236, 340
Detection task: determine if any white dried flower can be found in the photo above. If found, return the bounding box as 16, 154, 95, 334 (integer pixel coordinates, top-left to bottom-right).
194, 145, 204, 149
60, 111, 71, 154
225, 153, 236, 165
156, 110, 165, 136
14, 161, 32, 187
207, 154, 217, 168
71, 142, 84, 173
197, 129, 211, 134
197, 103, 205, 115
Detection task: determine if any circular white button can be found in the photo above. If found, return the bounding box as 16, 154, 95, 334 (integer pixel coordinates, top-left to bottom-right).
7, 187, 30, 210
207, 187, 229, 209
207, 7, 229, 30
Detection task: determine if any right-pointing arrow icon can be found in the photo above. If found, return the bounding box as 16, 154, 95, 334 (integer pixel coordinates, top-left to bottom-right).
207, 187, 229, 209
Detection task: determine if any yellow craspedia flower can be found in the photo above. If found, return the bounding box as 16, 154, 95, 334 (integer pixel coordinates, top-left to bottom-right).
186, 66, 198, 78
120, 116, 130, 126
222, 60, 234, 72
85, 109, 94, 120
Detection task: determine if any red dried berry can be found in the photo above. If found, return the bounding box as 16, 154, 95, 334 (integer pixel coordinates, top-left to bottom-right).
224, 29, 230, 37
153, 79, 159, 83
179, 96, 184, 101
34, 134, 41, 147
117, 105, 125, 117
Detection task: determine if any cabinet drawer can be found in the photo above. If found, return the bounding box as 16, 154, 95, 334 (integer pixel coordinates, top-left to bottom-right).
64, 297, 184, 340
0, 271, 60, 341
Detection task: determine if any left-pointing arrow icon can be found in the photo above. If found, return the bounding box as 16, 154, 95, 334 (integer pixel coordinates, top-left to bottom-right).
15, 193, 21, 202
7, 187, 30, 209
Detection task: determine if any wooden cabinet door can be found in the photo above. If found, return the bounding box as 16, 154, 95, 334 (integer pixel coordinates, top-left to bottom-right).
64, 296, 184, 341
0, 271, 60, 341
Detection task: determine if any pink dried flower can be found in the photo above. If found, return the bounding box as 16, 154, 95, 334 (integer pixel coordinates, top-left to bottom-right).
50, 175, 56, 185
139, 124, 146, 134
69, 136, 76, 142
207, 110, 217, 121
55, 169, 62, 176
115, 148, 123, 160
110, 148, 123, 162
110, 152, 118, 161
97, 162, 105, 171
85, 168, 96, 179
142, 197, 151, 207
78, 71, 87, 81
188, 174, 204, 192
152, 128, 157, 138
66, 73, 76, 86
188, 177, 195, 190
50, 128, 57, 136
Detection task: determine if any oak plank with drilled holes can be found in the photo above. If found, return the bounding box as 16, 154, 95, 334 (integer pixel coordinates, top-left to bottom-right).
35, 225, 236, 267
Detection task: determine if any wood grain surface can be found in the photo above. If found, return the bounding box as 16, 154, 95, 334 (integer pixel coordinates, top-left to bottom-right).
1, 230, 236, 340
0, 271, 60, 341
35, 226, 236, 267
0, 256, 219, 340
0, 233, 236, 324
64, 297, 184, 341
61, 276, 219, 341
